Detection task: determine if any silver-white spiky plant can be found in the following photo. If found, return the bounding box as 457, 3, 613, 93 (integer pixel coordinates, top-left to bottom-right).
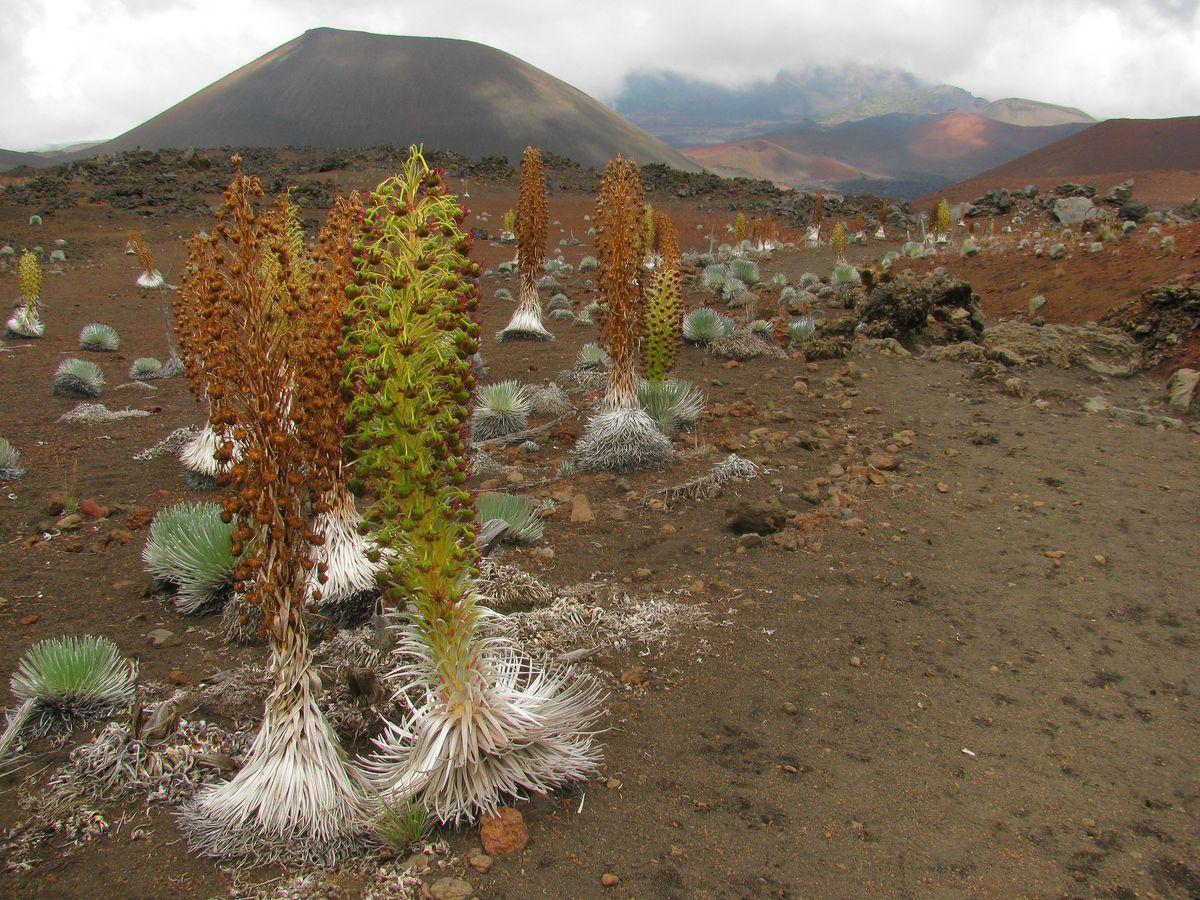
0, 436, 23, 481
471, 380, 533, 442
305, 486, 383, 625
182, 635, 371, 865
137, 269, 165, 289
0, 635, 136, 762
366, 605, 604, 825
53, 358, 104, 398
142, 501, 237, 614
79, 323, 120, 352
179, 419, 239, 490
5, 305, 44, 338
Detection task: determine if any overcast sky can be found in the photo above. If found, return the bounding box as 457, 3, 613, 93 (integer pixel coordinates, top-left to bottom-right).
3, 0, 1197, 150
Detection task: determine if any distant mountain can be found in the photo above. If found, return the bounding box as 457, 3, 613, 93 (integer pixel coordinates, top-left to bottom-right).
0, 148, 52, 170
981, 99, 1094, 128
679, 112, 1092, 199
614, 65, 1094, 147
83, 28, 702, 172
934, 115, 1200, 203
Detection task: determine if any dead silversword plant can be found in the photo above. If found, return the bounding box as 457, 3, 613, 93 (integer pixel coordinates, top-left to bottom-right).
175, 158, 370, 866
342, 147, 602, 824
174, 230, 241, 491
498, 146, 553, 341
129, 229, 164, 288
574, 155, 674, 472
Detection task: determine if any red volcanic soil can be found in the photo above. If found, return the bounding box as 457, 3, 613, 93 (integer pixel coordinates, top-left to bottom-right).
933, 116, 1200, 204
0, 169, 1197, 898
897, 221, 1200, 325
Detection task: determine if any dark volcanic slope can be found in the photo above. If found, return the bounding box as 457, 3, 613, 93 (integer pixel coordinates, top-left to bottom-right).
955, 116, 1200, 180
934, 116, 1200, 204
92, 28, 703, 172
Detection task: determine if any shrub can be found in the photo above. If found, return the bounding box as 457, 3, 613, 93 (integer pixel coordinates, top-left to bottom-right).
376, 799, 430, 851
471, 380, 532, 441
578, 255, 598, 272
142, 502, 238, 614
960, 239, 979, 257
831, 263, 861, 286
789, 316, 817, 345
729, 258, 759, 285
0, 635, 136, 761
53, 358, 104, 398
637, 378, 703, 432
79, 323, 120, 352
701, 264, 727, 293
683, 308, 733, 344
129, 357, 164, 380
0, 436, 23, 480
476, 492, 544, 543
576, 342, 611, 369
494, 287, 513, 301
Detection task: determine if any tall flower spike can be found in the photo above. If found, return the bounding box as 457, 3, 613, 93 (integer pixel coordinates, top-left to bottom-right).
575, 156, 673, 472
641, 212, 683, 384
831, 223, 848, 264
177, 158, 369, 866
497, 147, 553, 341
6, 250, 45, 338
343, 146, 601, 824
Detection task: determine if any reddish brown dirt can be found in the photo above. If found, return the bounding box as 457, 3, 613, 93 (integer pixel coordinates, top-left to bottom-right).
0, 179, 1197, 899
895, 221, 1200, 324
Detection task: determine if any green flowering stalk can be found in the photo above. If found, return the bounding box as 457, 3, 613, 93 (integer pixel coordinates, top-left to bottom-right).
342, 147, 600, 823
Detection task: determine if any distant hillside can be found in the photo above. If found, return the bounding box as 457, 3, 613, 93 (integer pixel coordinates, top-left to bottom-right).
982, 98, 1094, 128
615, 66, 1093, 147
932, 116, 1200, 204
0, 148, 49, 171
88, 28, 702, 172
679, 112, 1091, 198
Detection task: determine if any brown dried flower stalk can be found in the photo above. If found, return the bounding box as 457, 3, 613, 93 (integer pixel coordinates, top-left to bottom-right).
498, 146, 552, 340
176, 158, 368, 865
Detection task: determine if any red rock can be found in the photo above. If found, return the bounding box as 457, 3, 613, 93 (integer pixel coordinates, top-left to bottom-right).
20, 614, 39, 626
167, 670, 191, 685
80, 498, 109, 519
124, 507, 153, 530
479, 807, 527, 856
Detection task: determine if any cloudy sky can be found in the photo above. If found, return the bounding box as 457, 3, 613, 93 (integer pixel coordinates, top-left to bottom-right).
3, 0, 1197, 150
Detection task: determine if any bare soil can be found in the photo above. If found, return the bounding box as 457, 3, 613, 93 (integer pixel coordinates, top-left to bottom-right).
0, 179, 1197, 899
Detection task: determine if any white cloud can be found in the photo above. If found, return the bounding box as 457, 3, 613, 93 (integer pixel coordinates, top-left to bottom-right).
1, 0, 1197, 149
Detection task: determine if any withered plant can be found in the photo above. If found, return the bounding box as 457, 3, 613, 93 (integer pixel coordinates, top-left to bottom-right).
128, 230, 164, 289
498, 146, 552, 340
341, 147, 600, 822
176, 159, 369, 865
575, 156, 673, 472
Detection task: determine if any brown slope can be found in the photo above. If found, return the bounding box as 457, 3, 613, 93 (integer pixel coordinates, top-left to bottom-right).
933, 116, 1200, 203
680, 112, 1088, 196
90, 28, 703, 172
681, 139, 868, 187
